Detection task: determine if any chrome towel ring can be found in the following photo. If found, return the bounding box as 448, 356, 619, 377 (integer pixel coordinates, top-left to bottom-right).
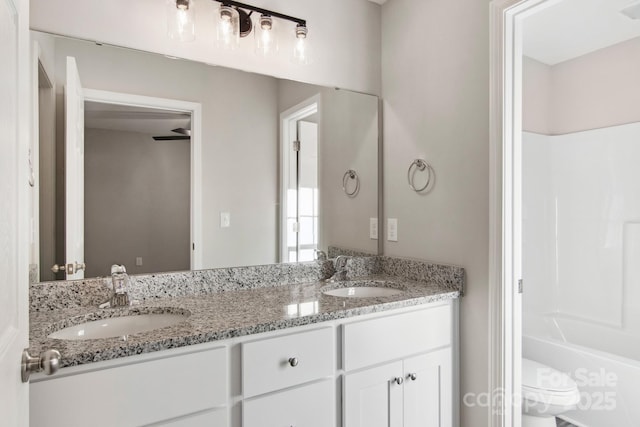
342, 169, 360, 197
407, 159, 432, 193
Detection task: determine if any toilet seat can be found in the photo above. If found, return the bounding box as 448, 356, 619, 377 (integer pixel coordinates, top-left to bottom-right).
522, 359, 580, 406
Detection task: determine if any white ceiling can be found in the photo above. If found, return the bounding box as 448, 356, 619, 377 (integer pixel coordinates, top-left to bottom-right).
523, 0, 640, 65
85, 101, 190, 137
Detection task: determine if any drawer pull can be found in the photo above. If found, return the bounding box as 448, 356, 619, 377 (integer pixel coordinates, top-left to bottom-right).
409, 373, 417, 381
288, 357, 299, 367
393, 376, 403, 385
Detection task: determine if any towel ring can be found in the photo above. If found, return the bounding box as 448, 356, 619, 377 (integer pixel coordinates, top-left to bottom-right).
342, 169, 360, 197
407, 159, 432, 193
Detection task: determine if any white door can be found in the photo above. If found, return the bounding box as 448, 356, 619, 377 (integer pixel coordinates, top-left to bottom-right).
0, 0, 30, 424
296, 120, 319, 262
64, 56, 85, 279
404, 349, 453, 427
344, 361, 404, 427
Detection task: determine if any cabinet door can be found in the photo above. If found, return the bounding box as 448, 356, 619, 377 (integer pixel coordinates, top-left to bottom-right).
150, 408, 227, 426
403, 348, 452, 427
243, 379, 335, 427
31, 347, 228, 427
344, 361, 404, 427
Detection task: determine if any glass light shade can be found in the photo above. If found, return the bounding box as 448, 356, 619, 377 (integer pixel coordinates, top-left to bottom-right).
292, 25, 312, 65
166, 0, 195, 42
216, 5, 240, 50
255, 15, 279, 57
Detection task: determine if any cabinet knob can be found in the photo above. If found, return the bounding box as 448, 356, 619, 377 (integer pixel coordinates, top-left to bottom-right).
393, 376, 404, 385
21, 348, 61, 383
288, 357, 299, 367
409, 373, 417, 381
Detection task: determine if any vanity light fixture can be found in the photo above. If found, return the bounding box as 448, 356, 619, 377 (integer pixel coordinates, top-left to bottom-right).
167, 0, 196, 42
169, 0, 311, 63
292, 23, 311, 65
255, 15, 278, 57
216, 4, 240, 49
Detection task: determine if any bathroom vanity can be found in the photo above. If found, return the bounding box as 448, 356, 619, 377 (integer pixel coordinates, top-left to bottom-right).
28, 257, 462, 427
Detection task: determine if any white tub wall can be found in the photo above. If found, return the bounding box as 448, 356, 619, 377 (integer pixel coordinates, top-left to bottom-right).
522, 35, 640, 427
523, 335, 640, 427
522, 132, 557, 323
523, 123, 640, 336
522, 35, 640, 334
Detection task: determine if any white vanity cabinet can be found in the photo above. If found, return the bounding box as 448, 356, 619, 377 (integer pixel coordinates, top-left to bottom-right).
29, 345, 229, 427
29, 300, 457, 427
342, 304, 454, 427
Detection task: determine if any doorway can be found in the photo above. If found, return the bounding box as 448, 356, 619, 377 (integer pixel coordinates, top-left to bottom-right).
37, 82, 204, 279
82, 101, 192, 277
280, 96, 320, 263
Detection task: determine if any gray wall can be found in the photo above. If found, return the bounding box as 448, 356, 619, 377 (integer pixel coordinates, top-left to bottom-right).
381, 0, 490, 425
84, 128, 190, 277
51, 35, 279, 270
524, 36, 640, 135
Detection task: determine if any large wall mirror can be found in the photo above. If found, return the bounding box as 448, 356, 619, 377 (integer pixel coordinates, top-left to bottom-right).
32, 31, 380, 282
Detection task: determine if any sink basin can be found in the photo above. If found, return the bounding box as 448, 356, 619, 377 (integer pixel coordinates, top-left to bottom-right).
322, 281, 405, 298
48, 312, 190, 340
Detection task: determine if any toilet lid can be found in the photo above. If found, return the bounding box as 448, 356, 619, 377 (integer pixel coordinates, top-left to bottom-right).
522, 359, 578, 393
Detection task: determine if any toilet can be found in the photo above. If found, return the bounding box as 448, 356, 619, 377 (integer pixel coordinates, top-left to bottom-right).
522, 358, 581, 427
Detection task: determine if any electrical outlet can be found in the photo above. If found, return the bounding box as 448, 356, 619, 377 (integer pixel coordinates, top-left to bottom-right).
370, 218, 378, 239
220, 212, 231, 228
136, 257, 143, 266
387, 218, 398, 242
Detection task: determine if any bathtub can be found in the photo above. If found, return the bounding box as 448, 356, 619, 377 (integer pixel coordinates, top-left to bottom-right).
523, 314, 640, 427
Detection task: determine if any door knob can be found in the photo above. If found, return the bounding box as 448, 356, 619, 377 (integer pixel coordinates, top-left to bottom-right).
393, 376, 404, 385
21, 349, 62, 383
288, 357, 299, 367
408, 373, 417, 381
51, 262, 86, 275
51, 263, 67, 273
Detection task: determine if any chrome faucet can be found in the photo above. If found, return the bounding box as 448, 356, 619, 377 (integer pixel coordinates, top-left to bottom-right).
330, 255, 351, 282
100, 264, 130, 308
314, 249, 328, 261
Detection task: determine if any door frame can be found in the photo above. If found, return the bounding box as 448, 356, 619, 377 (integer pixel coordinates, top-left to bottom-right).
489, 0, 560, 425
0, 0, 30, 423
279, 95, 320, 263
82, 89, 203, 270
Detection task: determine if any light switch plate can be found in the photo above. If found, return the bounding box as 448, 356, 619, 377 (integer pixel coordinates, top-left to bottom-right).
387, 218, 398, 242
136, 257, 143, 266
220, 212, 231, 228
370, 218, 378, 240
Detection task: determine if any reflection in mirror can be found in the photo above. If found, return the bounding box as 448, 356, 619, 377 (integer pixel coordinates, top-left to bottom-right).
32, 31, 380, 282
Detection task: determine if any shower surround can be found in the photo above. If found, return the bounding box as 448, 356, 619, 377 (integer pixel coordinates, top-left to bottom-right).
522, 123, 640, 427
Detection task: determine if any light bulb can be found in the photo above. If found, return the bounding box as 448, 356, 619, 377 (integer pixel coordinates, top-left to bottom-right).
255, 15, 278, 57
167, 0, 195, 42
292, 24, 312, 65
216, 5, 240, 50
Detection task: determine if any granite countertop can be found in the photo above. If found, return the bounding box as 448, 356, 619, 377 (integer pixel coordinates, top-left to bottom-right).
29, 275, 459, 368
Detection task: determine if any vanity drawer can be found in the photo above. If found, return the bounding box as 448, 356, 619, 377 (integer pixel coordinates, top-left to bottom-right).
243, 379, 335, 427
343, 304, 451, 371
242, 327, 334, 398
30, 346, 228, 427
